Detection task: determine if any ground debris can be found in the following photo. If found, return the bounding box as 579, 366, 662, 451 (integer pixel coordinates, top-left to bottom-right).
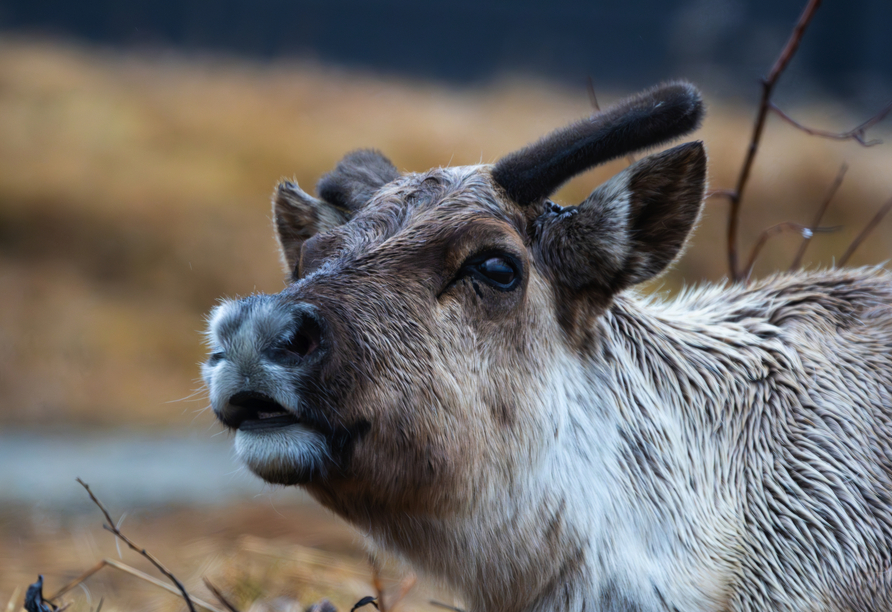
24, 576, 58, 612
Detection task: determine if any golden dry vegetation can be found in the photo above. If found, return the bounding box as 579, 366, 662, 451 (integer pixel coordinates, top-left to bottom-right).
1, 38, 891, 429
0, 501, 452, 612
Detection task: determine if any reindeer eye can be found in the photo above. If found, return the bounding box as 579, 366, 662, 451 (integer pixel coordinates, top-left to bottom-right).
477, 257, 515, 285
461, 252, 521, 291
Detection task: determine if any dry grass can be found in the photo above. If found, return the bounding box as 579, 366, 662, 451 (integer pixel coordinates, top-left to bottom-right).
0, 502, 452, 612
1, 36, 890, 429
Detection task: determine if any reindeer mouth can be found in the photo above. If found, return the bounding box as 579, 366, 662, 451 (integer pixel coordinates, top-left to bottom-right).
221, 391, 300, 431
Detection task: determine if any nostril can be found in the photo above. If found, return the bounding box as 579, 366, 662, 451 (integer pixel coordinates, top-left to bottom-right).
287, 316, 322, 358
260, 306, 327, 364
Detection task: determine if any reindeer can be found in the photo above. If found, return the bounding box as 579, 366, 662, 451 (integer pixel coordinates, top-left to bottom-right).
202, 82, 892, 612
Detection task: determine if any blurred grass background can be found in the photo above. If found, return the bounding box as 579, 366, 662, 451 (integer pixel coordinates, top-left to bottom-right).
0, 34, 890, 611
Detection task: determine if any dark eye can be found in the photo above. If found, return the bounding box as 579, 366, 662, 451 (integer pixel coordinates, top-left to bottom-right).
477, 257, 515, 285
462, 253, 521, 291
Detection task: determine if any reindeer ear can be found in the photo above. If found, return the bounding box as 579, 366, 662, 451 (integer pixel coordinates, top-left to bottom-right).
533, 141, 706, 294
317, 149, 400, 212
274, 150, 399, 274
273, 180, 349, 274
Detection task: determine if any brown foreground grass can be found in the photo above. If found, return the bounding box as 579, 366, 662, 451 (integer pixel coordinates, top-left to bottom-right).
1, 38, 891, 428
0, 501, 451, 612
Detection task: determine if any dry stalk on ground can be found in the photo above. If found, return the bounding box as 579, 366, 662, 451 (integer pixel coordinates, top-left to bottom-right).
47, 558, 223, 612
202, 578, 241, 612
26, 479, 405, 612
73, 479, 198, 612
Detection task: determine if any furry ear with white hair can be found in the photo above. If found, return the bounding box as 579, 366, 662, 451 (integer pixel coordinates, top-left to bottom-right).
531, 141, 707, 294
273, 149, 401, 274
272, 181, 349, 274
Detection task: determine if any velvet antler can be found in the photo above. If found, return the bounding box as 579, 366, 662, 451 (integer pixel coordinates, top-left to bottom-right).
492, 81, 704, 207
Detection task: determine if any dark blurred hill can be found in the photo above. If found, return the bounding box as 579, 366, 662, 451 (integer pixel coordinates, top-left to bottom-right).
1, 0, 890, 108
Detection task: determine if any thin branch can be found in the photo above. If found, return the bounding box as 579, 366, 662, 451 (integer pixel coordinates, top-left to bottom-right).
839, 194, 892, 266
790, 162, 848, 270
47, 562, 107, 601
726, 0, 822, 281
50, 558, 223, 612
76, 478, 197, 612
202, 578, 241, 612
770, 99, 892, 147
744, 221, 840, 281
101, 559, 223, 612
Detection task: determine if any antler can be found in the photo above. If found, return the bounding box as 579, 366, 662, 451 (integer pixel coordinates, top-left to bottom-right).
492, 81, 704, 207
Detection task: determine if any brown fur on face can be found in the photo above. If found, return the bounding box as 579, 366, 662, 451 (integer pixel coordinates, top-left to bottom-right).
274, 167, 551, 519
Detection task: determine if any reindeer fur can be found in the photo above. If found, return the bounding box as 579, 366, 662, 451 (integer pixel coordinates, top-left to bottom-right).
202, 82, 892, 612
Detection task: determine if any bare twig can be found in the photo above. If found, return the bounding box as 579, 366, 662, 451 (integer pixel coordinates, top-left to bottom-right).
790, 162, 848, 270
47, 561, 107, 601
744, 221, 840, 281
100, 559, 223, 612
839, 194, 892, 266
75, 478, 197, 612
726, 0, 822, 281
202, 577, 241, 612
48, 558, 224, 612
769, 99, 892, 147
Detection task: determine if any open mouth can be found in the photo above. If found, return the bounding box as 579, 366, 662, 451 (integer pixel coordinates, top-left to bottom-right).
222, 391, 300, 431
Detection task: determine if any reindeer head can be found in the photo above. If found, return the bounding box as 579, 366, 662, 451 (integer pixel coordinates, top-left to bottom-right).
202, 82, 705, 526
